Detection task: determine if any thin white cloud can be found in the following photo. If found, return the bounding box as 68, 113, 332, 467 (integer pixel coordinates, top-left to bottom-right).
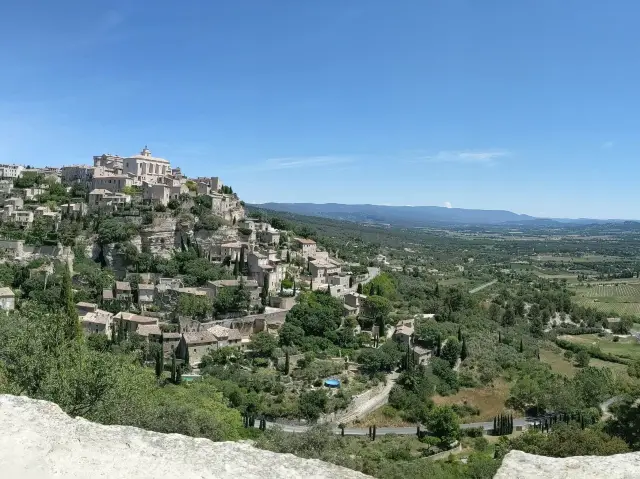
602, 141, 614, 149
262, 156, 355, 170
423, 149, 510, 165
444, 201, 452, 208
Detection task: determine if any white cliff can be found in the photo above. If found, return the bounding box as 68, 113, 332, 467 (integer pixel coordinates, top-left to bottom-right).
495, 450, 640, 479
0, 395, 370, 479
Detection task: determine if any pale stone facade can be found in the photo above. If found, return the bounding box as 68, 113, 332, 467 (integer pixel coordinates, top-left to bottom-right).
123, 147, 170, 184
0, 164, 23, 179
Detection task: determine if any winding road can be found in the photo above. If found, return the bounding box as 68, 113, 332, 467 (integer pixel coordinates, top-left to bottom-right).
469, 279, 498, 294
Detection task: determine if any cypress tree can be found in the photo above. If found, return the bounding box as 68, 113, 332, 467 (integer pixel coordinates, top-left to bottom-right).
171, 349, 177, 383
436, 333, 442, 356
327, 284, 331, 296
372, 425, 377, 441
184, 344, 190, 367
280, 282, 284, 294
357, 283, 363, 294
493, 417, 497, 435
233, 258, 239, 276
284, 351, 290, 375
498, 331, 502, 344
62, 263, 80, 341
434, 282, 440, 297
460, 337, 468, 361
519, 338, 524, 353
176, 364, 182, 384
457, 326, 462, 342
286, 250, 291, 263
155, 349, 162, 378
239, 247, 245, 275
293, 280, 297, 296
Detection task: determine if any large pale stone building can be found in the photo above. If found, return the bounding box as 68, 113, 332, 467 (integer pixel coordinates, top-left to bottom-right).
123, 146, 171, 184
0, 164, 24, 179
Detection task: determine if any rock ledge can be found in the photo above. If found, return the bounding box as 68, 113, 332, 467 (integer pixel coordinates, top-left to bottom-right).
0, 394, 369, 479
495, 449, 640, 479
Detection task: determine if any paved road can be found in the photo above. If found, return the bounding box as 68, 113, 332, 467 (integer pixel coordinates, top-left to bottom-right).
469, 279, 497, 294
258, 417, 528, 436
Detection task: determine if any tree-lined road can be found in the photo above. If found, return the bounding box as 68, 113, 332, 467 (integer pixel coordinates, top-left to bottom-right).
258, 417, 528, 436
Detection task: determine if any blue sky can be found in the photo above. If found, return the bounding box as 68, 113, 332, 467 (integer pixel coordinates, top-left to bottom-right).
1, 1, 639, 219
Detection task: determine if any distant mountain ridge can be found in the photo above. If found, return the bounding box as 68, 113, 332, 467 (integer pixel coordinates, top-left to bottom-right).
252, 202, 630, 226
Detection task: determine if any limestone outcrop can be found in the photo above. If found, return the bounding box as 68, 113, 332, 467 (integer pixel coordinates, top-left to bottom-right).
0, 395, 370, 479
495, 450, 640, 479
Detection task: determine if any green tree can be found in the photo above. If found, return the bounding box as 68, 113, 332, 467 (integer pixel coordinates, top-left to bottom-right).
427, 406, 461, 446
440, 337, 461, 367
460, 337, 468, 361
62, 264, 81, 341
298, 389, 328, 422
362, 295, 392, 336
250, 332, 278, 359
575, 350, 590, 367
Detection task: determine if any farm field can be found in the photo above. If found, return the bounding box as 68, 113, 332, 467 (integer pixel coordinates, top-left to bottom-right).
432, 378, 512, 422
559, 334, 640, 360
540, 348, 630, 378
572, 282, 640, 317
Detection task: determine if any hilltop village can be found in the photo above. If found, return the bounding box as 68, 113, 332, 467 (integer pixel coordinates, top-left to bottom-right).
0, 147, 386, 366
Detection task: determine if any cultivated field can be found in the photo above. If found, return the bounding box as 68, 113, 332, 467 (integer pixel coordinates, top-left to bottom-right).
559, 334, 640, 360
540, 348, 630, 378
572, 282, 640, 317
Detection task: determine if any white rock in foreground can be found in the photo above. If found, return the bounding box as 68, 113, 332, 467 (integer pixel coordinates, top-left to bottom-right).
495, 450, 640, 479
0, 395, 369, 479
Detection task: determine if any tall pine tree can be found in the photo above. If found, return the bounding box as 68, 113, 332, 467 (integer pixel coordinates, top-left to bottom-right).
62, 263, 80, 341
519, 338, 524, 353
460, 337, 468, 360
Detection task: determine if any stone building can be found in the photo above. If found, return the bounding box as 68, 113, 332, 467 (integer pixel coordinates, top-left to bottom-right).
209, 192, 244, 222
0, 164, 23, 179
61, 165, 94, 184
113, 312, 157, 334
88, 189, 131, 210
295, 237, 317, 257
123, 146, 171, 184
0, 287, 15, 311
142, 182, 171, 206
91, 175, 132, 193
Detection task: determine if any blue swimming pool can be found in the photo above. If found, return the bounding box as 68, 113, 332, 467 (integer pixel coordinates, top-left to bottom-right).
324, 379, 341, 388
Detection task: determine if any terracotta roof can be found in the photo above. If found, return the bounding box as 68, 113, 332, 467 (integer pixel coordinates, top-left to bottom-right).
81, 310, 113, 325
295, 237, 316, 245
115, 281, 131, 291
162, 332, 181, 340
115, 312, 156, 324
183, 331, 217, 345
228, 329, 242, 341
207, 325, 231, 339
0, 287, 14, 297
136, 324, 162, 337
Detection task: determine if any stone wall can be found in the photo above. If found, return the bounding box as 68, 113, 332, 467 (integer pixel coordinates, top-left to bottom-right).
140, 215, 180, 258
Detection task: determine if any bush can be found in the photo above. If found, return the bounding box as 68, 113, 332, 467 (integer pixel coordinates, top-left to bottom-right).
464, 427, 485, 438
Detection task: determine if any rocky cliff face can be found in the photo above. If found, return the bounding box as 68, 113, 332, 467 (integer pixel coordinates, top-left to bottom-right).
495, 450, 640, 479
0, 395, 369, 479
140, 215, 181, 258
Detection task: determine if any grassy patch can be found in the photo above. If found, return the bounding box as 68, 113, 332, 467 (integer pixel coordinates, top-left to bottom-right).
432, 378, 511, 422
355, 405, 414, 427
542, 343, 631, 379
560, 334, 640, 360
540, 349, 577, 377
